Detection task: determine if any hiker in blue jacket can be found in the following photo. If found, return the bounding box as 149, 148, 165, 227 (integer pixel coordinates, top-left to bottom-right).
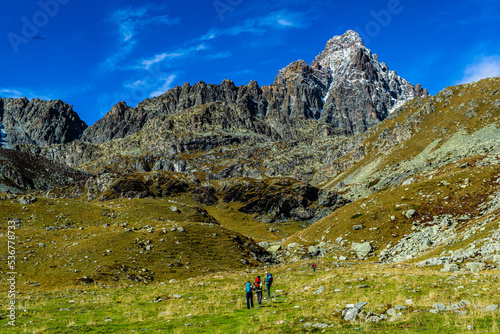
245, 281, 254, 309
265, 272, 273, 299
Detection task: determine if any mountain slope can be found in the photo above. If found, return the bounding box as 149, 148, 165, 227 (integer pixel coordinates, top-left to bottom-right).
281, 77, 500, 267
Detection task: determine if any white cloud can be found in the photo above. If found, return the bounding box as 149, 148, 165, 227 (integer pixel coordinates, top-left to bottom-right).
123, 79, 147, 89
112, 7, 179, 43
149, 74, 177, 98
0, 88, 52, 100
459, 55, 500, 84
101, 7, 180, 71
201, 10, 309, 41
0, 89, 23, 98
140, 44, 208, 69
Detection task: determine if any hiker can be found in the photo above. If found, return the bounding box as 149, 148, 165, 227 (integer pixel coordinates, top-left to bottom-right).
245, 281, 254, 309
254, 276, 263, 305
312, 263, 317, 272
265, 272, 273, 299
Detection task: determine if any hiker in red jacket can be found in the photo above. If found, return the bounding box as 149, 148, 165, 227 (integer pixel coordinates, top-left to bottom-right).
254, 276, 263, 305
312, 263, 317, 272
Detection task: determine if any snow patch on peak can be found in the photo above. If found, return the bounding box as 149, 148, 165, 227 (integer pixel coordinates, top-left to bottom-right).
0, 122, 10, 148
311, 30, 421, 123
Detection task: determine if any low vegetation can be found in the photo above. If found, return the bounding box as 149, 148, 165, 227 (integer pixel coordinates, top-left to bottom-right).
4, 261, 500, 333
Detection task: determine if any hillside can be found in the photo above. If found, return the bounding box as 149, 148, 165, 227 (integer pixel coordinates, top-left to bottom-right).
282, 77, 500, 269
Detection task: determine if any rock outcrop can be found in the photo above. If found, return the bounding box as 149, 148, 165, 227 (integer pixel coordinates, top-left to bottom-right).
0, 97, 87, 148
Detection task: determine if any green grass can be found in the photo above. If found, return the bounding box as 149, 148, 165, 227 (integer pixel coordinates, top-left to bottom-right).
4, 262, 500, 333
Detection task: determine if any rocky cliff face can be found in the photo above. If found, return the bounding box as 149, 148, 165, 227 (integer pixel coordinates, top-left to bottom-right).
80, 80, 268, 144
0, 97, 87, 148
314, 30, 427, 134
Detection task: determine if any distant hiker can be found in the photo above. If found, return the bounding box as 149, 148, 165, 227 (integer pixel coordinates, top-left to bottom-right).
265, 272, 273, 299
245, 281, 254, 309
312, 263, 317, 272
254, 276, 263, 305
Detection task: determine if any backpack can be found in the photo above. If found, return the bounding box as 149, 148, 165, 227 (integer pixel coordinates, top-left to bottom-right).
245, 282, 253, 293
267, 273, 273, 283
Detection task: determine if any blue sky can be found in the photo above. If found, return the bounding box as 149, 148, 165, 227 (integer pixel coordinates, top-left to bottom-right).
1, 0, 499, 126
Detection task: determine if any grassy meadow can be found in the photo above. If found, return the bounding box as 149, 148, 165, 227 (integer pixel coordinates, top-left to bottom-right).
3, 260, 500, 333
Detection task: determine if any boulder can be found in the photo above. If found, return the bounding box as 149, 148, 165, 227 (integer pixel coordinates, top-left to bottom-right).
405, 209, 416, 218
351, 242, 372, 258
465, 262, 485, 272
308, 245, 320, 255
441, 263, 460, 272
267, 245, 282, 253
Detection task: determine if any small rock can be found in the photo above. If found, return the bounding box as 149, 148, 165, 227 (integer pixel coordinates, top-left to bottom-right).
483, 305, 499, 312
343, 308, 359, 322
465, 262, 485, 272
441, 263, 460, 272
386, 308, 396, 316
267, 245, 281, 253
432, 303, 446, 312
355, 302, 368, 310
389, 313, 402, 322
405, 209, 416, 219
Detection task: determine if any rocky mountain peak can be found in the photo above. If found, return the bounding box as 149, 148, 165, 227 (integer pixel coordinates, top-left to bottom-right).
70, 30, 427, 144
311, 30, 428, 134
0, 97, 87, 149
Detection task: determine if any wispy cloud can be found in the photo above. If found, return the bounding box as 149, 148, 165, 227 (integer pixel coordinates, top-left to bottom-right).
112, 7, 180, 43
0, 88, 52, 100
201, 9, 309, 41
0, 89, 23, 98
140, 44, 207, 69
459, 55, 500, 84
149, 74, 177, 97
121, 72, 177, 99
101, 7, 180, 72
